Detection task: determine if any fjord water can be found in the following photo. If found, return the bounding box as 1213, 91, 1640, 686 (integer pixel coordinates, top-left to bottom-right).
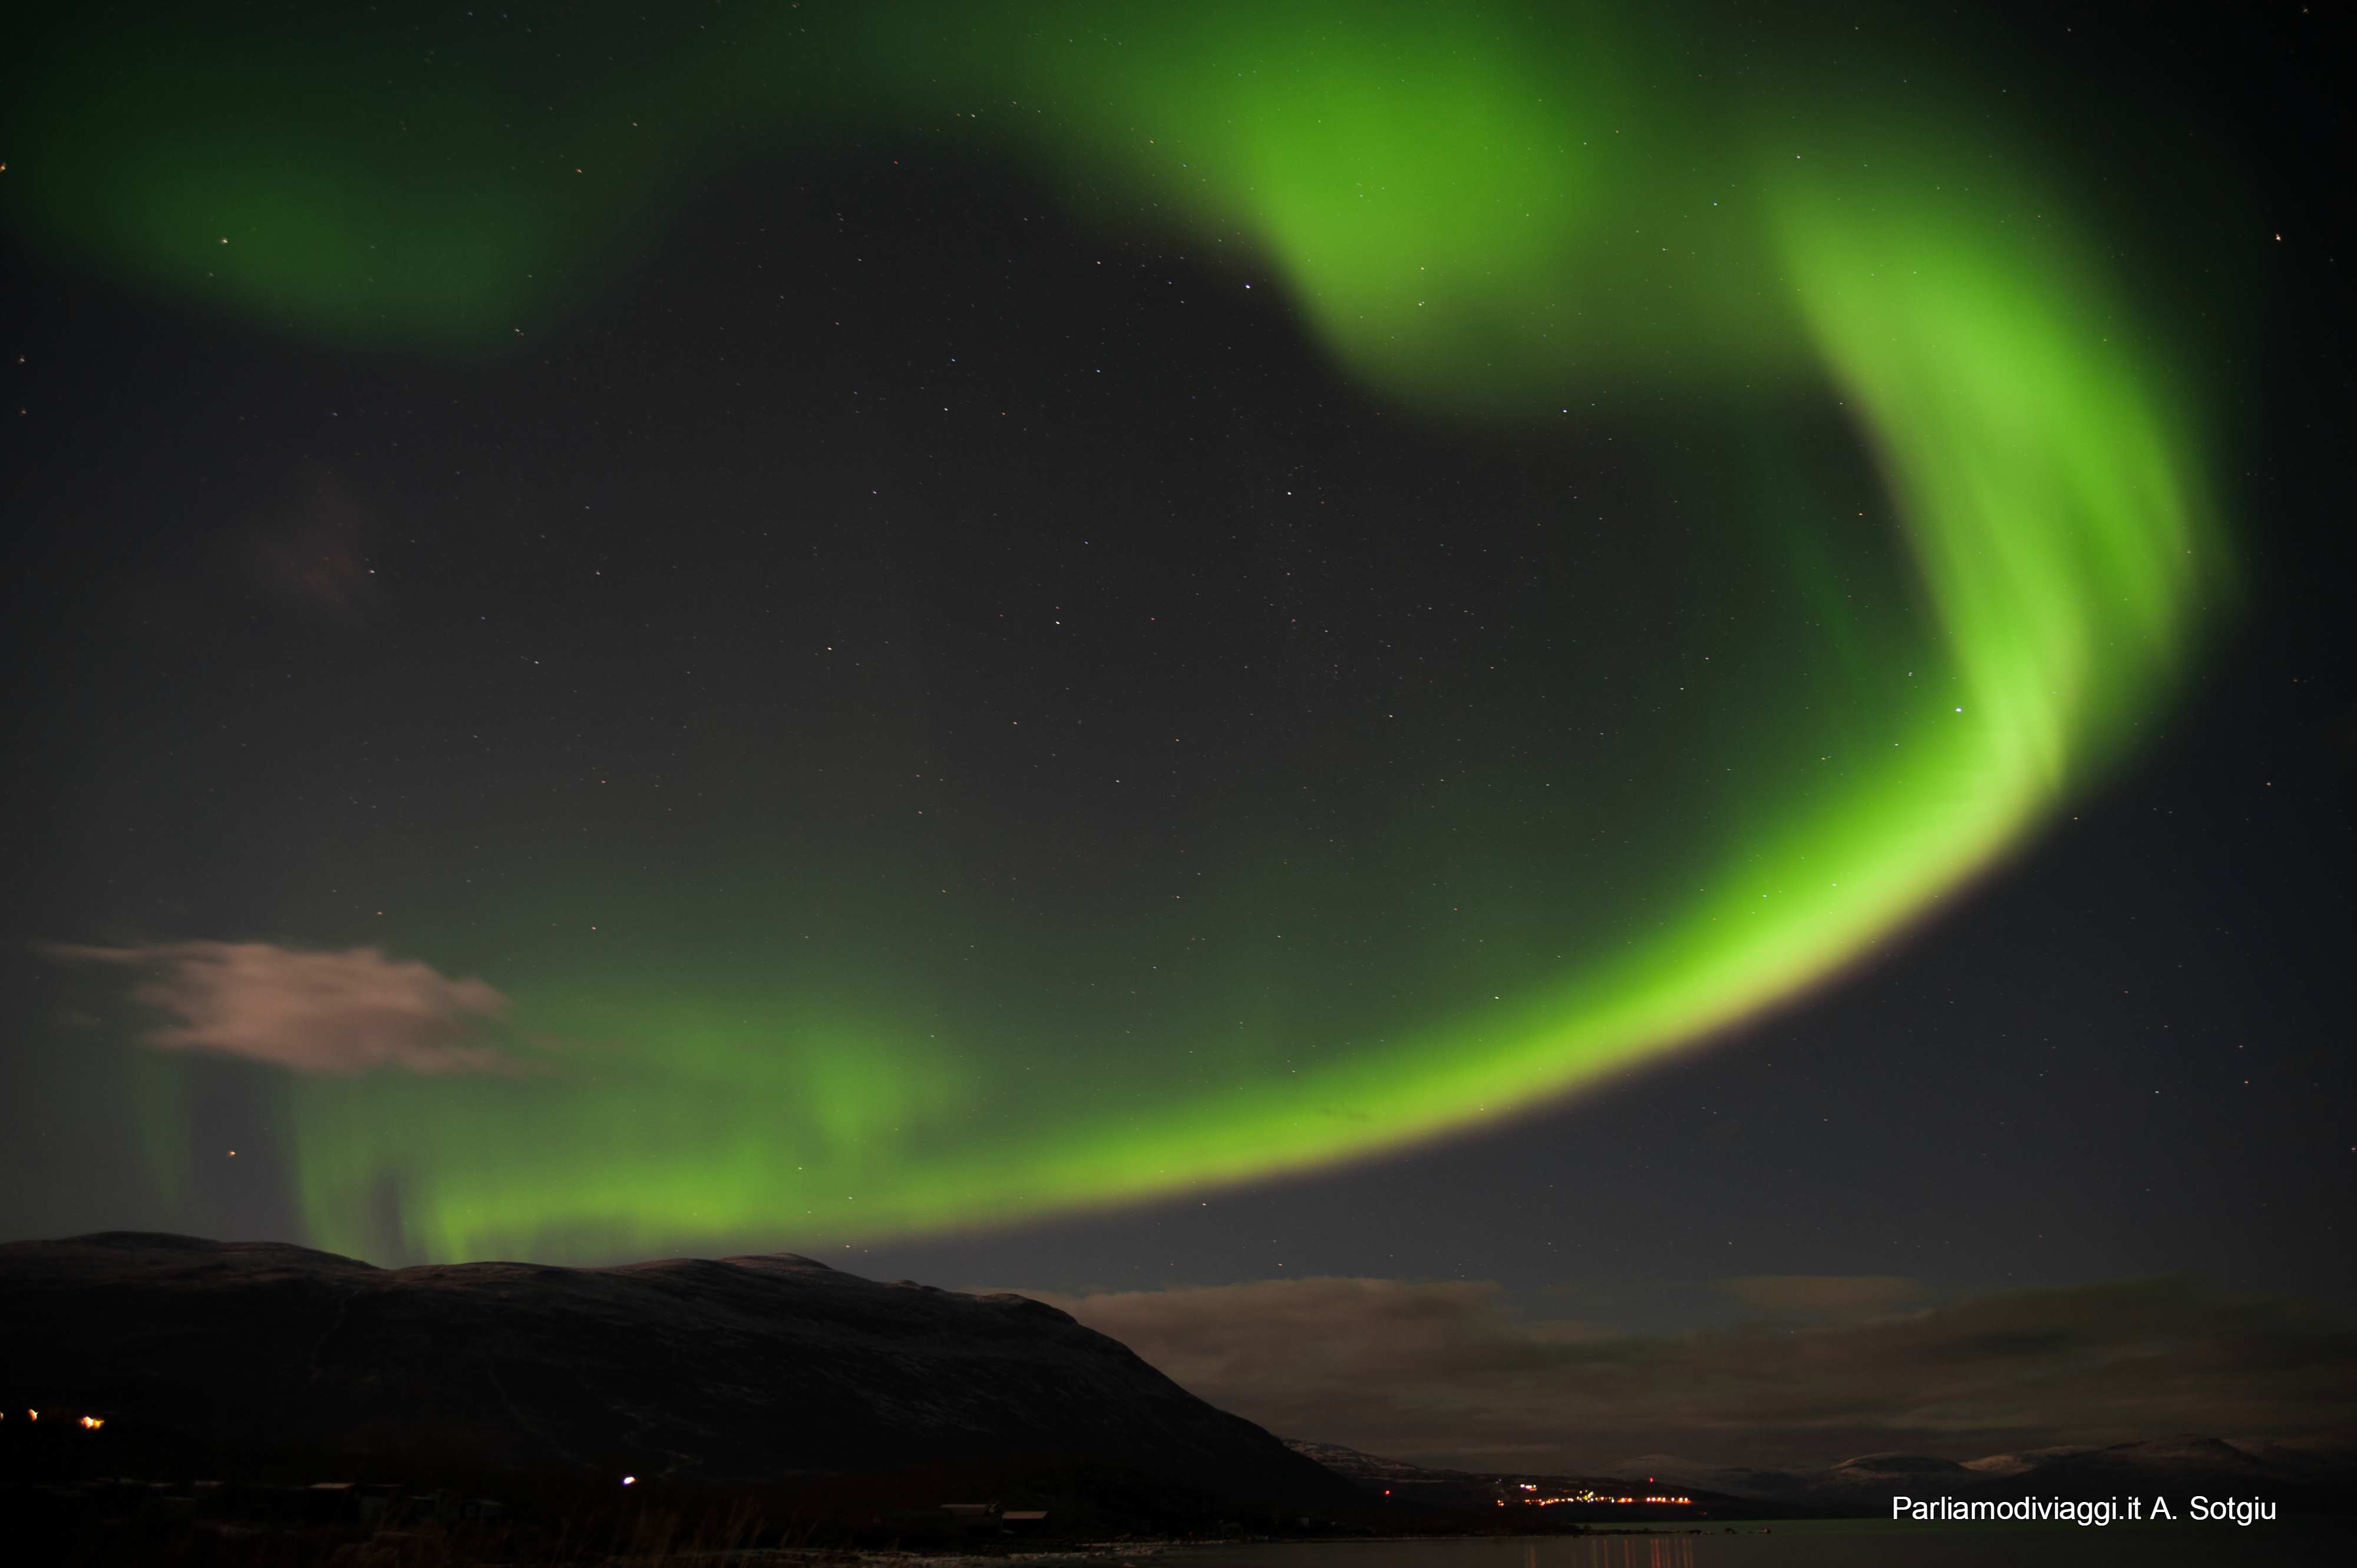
1176, 1523, 2352, 1568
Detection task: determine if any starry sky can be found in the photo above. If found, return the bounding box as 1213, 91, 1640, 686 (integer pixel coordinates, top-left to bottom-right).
3, 0, 2351, 1468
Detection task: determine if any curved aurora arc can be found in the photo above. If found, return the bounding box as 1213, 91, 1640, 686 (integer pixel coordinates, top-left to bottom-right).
9, 2, 2228, 1259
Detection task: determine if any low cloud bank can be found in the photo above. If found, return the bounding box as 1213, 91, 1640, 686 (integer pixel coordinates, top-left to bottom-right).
1036, 1274, 2357, 1472
47, 940, 517, 1075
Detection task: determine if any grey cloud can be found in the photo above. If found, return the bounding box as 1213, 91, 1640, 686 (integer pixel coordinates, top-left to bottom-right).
1715, 1274, 1926, 1318
1034, 1275, 2357, 1473
46, 940, 519, 1076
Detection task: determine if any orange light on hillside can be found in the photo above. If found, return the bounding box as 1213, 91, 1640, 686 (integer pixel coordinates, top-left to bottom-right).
80, 1415, 105, 1430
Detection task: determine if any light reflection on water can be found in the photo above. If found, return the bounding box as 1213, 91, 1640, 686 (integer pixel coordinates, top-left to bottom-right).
1170, 1521, 2349, 1568
1521, 1536, 1691, 1568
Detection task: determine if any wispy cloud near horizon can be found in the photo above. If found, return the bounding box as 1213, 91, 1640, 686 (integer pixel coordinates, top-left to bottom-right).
1032, 1274, 2357, 1473
46, 940, 521, 1077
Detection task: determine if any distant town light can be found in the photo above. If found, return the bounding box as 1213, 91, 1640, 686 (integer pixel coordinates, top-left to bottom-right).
80, 1415, 105, 1430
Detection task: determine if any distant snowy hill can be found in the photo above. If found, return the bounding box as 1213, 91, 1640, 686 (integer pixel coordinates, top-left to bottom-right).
1617, 1437, 2356, 1511
1284, 1434, 2355, 1516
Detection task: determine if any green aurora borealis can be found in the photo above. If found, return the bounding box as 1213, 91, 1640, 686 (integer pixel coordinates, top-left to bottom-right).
8, 2, 2237, 1260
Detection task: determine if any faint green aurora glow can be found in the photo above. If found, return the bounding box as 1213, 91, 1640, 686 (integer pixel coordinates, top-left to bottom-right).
6, 2, 2230, 1258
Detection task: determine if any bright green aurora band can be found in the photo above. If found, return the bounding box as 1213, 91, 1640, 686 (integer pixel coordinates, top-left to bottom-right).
10, 2, 2230, 1260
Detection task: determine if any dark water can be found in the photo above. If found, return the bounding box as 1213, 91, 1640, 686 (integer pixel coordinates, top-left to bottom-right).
1171, 1522, 2352, 1568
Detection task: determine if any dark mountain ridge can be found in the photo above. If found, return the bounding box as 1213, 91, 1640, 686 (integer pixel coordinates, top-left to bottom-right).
0, 1232, 1348, 1508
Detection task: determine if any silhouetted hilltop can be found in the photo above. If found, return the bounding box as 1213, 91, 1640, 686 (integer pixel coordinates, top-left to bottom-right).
0, 1233, 1349, 1509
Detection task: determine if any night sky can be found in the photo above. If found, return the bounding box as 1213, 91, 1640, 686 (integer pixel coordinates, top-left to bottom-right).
4, 1, 2351, 1470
